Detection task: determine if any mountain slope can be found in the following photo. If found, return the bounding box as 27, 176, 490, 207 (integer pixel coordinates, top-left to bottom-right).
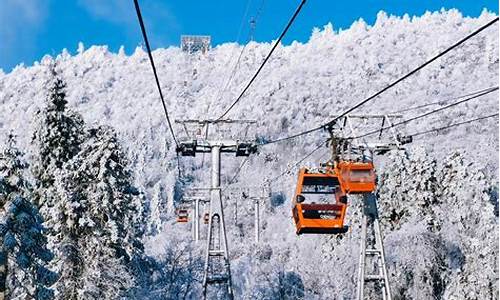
0, 9, 498, 299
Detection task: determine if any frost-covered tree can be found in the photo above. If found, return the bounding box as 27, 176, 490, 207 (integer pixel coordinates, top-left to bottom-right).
244, 261, 306, 299
132, 238, 202, 299
378, 149, 498, 300
0, 136, 57, 299
385, 223, 447, 300
32, 75, 85, 188
377, 147, 440, 231
31, 74, 85, 226
436, 153, 498, 300
53, 125, 144, 298
0, 10, 497, 299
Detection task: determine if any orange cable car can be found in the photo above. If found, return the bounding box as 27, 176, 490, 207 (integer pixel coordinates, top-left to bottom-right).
292, 168, 348, 235
336, 161, 376, 194
176, 209, 189, 223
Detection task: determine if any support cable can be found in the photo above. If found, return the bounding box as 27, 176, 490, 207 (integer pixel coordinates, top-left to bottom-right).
261, 17, 499, 146
349, 86, 498, 140
217, 0, 307, 120
215, 0, 267, 107
263, 112, 498, 188
408, 113, 498, 138
207, 0, 254, 115
133, 0, 179, 146
262, 88, 498, 186
266, 142, 325, 185
388, 86, 497, 114
227, 157, 251, 186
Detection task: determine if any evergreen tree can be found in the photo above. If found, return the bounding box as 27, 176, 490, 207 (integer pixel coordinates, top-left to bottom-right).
30, 74, 86, 298
32, 74, 85, 211
31, 73, 148, 298
54, 125, 144, 298
0, 136, 57, 299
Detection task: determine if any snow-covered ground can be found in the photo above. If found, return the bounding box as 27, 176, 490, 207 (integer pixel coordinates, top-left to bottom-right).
0, 9, 498, 299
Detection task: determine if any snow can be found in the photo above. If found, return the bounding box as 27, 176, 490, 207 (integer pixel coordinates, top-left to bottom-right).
0, 9, 498, 299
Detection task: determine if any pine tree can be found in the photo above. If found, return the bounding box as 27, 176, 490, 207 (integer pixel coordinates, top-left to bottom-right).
0, 135, 57, 300
54, 125, 144, 297
32, 74, 85, 215
30, 74, 86, 298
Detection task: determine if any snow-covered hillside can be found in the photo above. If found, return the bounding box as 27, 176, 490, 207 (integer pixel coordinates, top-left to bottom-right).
0, 9, 498, 299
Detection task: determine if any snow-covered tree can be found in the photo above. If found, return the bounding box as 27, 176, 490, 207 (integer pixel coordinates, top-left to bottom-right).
436, 153, 498, 300
31, 73, 85, 227
32, 74, 85, 188
53, 125, 144, 298
0, 136, 57, 299
132, 238, 202, 299
378, 147, 440, 231
385, 223, 447, 300
378, 150, 498, 299
0, 9, 497, 299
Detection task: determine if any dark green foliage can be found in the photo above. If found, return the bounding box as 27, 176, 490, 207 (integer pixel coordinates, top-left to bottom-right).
270, 191, 286, 207
32, 76, 84, 187
48, 79, 68, 112
0, 137, 57, 299
36, 266, 59, 286
35, 286, 55, 300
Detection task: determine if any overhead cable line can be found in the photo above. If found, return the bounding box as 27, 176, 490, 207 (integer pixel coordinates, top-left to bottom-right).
349, 86, 498, 140
266, 142, 324, 185
226, 157, 251, 187
388, 86, 497, 114
264, 111, 498, 187
261, 17, 499, 146
261, 87, 498, 185
209, 0, 267, 116
208, 0, 253, 114
408, 113, 499, 138
266, 113, 499, 188
217, 0, 308, 120
133, 0, 178, 146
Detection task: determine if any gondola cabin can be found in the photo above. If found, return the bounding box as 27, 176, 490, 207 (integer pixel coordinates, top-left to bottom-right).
176, 209, 189, 223
336, 161, 376, 194
292, 168, 347, 234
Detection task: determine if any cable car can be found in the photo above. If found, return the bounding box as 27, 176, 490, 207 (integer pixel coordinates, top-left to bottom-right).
292, 168, 348, 234
336, 161, 376, 194
176, 209, 189, 223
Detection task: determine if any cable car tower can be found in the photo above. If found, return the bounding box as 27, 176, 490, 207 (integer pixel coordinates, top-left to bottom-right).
176, 119, 257, 300
326, 114, 411, 300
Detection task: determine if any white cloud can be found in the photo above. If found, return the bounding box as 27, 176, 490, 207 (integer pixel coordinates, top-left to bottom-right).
0, 0, 50, 71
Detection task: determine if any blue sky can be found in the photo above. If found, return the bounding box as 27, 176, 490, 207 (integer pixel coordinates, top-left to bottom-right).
0, 0, 498, 72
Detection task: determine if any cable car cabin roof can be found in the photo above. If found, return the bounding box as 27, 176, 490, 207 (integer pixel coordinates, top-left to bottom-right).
337, 161, 375, 170
296, 168, 340, 195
